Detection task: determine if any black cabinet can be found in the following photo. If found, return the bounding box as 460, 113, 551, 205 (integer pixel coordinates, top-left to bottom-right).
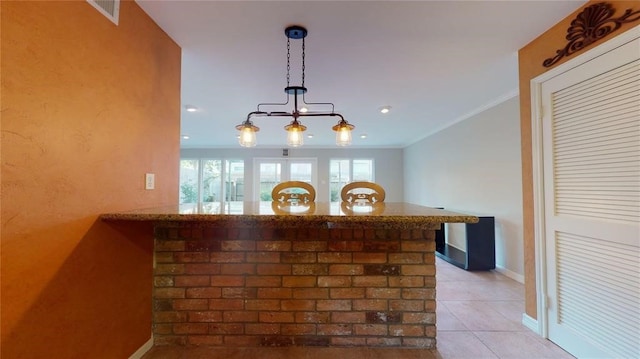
435, 216, 495, 271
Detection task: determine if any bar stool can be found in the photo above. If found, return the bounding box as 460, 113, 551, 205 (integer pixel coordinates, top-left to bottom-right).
271, 181, 316, 204
340, 181, 386, 203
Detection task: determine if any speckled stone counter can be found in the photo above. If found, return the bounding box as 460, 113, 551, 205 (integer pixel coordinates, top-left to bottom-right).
101, 202, 477, 349
100, 202, 477, 228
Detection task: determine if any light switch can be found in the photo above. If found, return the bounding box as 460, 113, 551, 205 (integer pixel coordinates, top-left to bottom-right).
145, 173, 155, 190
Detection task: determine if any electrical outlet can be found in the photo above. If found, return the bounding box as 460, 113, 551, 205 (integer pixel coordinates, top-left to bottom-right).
145, 173, 155, 190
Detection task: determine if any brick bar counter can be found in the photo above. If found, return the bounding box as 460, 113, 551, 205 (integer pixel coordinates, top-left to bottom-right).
101, 202, 476, 349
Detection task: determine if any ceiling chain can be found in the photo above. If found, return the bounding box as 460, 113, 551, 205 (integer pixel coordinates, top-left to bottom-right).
302, 38, 305, 88
286, 37, 291, 87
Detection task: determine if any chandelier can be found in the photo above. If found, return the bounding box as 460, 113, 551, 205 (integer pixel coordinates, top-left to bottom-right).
236, 25, 354, 147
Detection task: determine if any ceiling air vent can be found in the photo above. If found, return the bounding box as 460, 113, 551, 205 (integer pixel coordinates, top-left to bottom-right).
87, 0, 120, 25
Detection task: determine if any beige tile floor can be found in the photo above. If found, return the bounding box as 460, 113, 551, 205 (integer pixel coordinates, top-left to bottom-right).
142, 257, 575, 359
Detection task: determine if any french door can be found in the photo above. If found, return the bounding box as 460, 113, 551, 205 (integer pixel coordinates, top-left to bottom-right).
534, 31, 639, 358
253, 158, 317, 201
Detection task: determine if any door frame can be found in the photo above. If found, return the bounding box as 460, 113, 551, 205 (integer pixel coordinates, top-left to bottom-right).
530, 25, 640, 337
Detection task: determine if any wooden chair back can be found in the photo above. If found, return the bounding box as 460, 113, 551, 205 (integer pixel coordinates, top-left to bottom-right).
271, 181, 316, 204
340, 181, 386, 203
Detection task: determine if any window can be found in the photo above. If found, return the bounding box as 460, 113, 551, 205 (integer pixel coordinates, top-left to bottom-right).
202, 160, 222, 202
225, 160, 244, 201
179, 159, 244, 204
353, 159, 374, 181
257, 161, 282, 201
254, 158, 317, 201
329, 159, 374, 202
179, 159, 199, 203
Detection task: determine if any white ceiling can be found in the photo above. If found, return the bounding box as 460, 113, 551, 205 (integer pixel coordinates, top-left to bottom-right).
136, 0, 585, 149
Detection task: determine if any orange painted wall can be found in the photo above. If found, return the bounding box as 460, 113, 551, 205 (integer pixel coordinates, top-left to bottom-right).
1, 1, 181, 357
518, 1, 639, 319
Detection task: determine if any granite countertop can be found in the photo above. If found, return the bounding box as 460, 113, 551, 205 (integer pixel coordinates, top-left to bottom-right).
100, 202, 478, 228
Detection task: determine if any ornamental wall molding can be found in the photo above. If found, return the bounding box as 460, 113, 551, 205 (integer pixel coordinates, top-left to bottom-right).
543, 2, 640, 67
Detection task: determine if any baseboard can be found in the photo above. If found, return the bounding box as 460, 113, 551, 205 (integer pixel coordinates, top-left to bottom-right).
495, 265, 524, 283
522, 314, 539, 334
129, 334, 153, 359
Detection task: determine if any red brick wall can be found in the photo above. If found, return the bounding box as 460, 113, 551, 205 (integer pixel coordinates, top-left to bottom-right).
152, 223, 438, 347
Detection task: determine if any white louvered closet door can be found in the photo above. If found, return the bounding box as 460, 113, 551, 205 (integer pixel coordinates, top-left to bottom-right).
541, 37, 640, 359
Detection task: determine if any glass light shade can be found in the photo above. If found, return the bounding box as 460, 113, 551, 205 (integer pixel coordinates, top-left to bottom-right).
287, 128, 304, 147
335, 126, 352, 146
236, 121, 259, 147
332, 119, 354, 146
284, 120, 307, 147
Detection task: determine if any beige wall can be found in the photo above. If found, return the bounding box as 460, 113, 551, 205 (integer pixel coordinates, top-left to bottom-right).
1, 1, 181, 357
518, 0, 639, 319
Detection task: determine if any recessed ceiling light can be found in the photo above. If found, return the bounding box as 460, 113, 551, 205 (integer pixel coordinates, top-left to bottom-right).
379, 106, 391, 114
300, 107, 309, 113
182, 135, 190, 140
360, 134, 368, 139
307, 134, 314, 138
185, 105, 198, 112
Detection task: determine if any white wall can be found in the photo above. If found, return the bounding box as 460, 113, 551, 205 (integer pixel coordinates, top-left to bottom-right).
181, 148, 404, 202
403, 96, 524, 280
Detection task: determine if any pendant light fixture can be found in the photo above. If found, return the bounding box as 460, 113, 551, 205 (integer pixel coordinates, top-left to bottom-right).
236, 25, 354, 147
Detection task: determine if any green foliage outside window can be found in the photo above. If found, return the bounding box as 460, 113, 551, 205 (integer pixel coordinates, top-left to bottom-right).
330, 188, 339, 202
180, 181, 198, 203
